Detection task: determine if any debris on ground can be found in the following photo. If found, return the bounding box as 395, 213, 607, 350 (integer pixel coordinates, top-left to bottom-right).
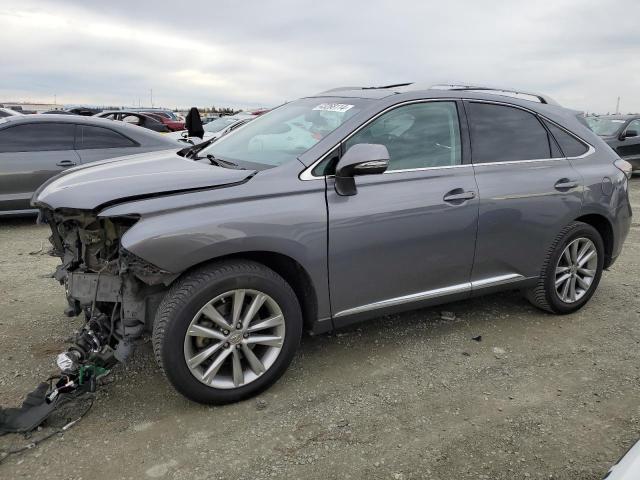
472, 335, 482, 342
493, 347, 507, 359
256, 398, 268, 410
440, 311, 456, 321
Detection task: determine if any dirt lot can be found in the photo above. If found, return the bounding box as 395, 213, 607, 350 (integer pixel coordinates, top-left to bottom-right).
0, 179, 639, 480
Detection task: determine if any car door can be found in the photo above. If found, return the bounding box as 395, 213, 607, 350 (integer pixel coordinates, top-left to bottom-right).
74, 124, 141, 163
0, 122, 79, 212
615, 119, 640, 162
326, 100, 479, 325
465, 101, 584, 289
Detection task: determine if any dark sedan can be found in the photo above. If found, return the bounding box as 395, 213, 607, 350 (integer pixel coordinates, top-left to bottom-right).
0, 114, 181, 215
94, 111, 170, 133
586, 115, 640, 172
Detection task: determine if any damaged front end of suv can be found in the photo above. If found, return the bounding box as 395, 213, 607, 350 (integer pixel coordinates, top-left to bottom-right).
42, 207, 177, 375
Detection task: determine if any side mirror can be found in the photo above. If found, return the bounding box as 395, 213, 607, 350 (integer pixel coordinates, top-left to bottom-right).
622, 129, 638, 140
334, 143, 390, 196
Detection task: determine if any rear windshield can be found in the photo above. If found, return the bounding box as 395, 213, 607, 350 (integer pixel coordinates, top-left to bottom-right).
200, 97, 371, 166
585, 117, 627, 136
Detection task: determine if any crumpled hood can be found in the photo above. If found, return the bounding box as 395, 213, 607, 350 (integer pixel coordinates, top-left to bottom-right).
33, 149, 255, 211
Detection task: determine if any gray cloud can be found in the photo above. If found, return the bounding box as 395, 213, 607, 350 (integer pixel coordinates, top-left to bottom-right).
1, 0, 639, 113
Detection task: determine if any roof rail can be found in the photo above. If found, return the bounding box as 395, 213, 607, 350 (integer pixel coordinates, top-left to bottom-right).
318, 86, 367, 94
317, 83, 414, 94
362, 82, 414, 90
430, 83, 560, 106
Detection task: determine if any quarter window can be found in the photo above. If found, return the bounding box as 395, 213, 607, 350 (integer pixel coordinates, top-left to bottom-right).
0, 123, 75, 153
543, 120, 589, 157
467, 103, 552, 163
77, 125, 137, 149
344, 102, 462, 171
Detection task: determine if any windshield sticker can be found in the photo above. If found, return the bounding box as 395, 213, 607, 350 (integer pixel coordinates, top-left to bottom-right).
313, 103, 354, 113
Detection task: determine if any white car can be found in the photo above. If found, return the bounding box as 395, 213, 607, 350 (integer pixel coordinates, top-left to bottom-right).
168, 114, 255, 145
0, 107, 23, 118
604, 439, 640, 479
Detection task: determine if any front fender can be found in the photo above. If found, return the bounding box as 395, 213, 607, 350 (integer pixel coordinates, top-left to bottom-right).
115, 184, 330, 319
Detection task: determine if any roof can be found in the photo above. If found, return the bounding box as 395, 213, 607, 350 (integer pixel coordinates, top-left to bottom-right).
313, 82, 561, 106
0, 113, 119, 125
0, 114, 179, 145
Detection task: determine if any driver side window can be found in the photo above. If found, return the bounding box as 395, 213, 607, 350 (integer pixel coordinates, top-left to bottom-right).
344, 101, 462, 171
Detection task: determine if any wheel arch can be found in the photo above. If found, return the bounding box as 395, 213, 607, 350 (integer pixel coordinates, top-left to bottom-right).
177, 251, 320, 333
574, 213, 614, 268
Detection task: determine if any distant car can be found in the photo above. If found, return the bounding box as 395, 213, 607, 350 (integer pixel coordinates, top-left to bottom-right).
128, 108, 182, 121
0, 107, 22, 118
603, 439, 640, 479
65, 106, 103, 116
143, 111, 185, 131
42, 109, 75, 115
95, 111, 170, 133
168, 114, 255, 145
0, 114, 180, 215
586, 115, 640, 173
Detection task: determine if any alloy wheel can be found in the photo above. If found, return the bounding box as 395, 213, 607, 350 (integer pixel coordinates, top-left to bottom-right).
183, 289, 286, 389
554, 237, 598, 303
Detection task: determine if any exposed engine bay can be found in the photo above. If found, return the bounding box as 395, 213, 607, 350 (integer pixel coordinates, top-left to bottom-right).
42, 208, 177, 374
0, 209, 180, 439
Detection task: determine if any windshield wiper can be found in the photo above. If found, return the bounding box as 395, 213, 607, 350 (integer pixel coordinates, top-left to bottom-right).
176, 137, 217, 159
206, 154, 244, 169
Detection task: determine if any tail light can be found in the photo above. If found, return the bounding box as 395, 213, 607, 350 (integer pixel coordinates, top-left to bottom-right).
614, 159, 633, 179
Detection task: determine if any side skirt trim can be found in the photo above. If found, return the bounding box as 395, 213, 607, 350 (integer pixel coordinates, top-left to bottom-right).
334, 274, 525, 318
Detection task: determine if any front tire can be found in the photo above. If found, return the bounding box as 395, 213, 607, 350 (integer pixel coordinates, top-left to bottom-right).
152, 260, 302, 404
526, 221, 604, 314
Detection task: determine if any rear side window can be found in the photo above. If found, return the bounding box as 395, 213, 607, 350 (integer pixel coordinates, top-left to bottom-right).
77, 125, 137, 149
467, 103, 551, 163
0, 123, 75, 152
543, 120, 589, 157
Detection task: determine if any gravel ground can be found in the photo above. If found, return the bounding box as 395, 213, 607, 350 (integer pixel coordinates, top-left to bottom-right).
0, 179, 639, 480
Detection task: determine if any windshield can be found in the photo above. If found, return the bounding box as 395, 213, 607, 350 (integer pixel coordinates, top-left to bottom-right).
204, 117, 240, 133
586, 117, 627, 136
200, 97, 369, 166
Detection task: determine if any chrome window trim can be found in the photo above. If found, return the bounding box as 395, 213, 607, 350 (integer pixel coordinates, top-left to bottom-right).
334, 274, 525, 318
299, 97, 595, 181
382, 163, 472, 174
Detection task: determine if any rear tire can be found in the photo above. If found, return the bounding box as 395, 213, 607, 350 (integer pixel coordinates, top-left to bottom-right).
152, 260, 302, 404
525, 221, 604, 314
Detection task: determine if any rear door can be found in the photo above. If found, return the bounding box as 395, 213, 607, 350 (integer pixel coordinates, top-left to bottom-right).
0, 122, 78, 212
465, 101, 584, 288
74, 124, 141, 163
326, 100, 479, 323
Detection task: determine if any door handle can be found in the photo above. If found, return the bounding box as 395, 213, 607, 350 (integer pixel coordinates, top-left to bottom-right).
554, 178, 578, 190
443, 190, 476, 203
56, 160, 77, 167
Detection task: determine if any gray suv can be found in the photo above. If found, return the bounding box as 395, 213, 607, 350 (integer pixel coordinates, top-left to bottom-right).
32, 84, 632, 404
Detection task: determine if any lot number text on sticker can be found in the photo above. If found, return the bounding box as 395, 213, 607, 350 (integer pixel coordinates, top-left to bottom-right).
312, 103, 354, 113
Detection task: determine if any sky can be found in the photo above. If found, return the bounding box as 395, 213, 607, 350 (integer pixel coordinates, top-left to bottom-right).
1, 0, 639, 113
